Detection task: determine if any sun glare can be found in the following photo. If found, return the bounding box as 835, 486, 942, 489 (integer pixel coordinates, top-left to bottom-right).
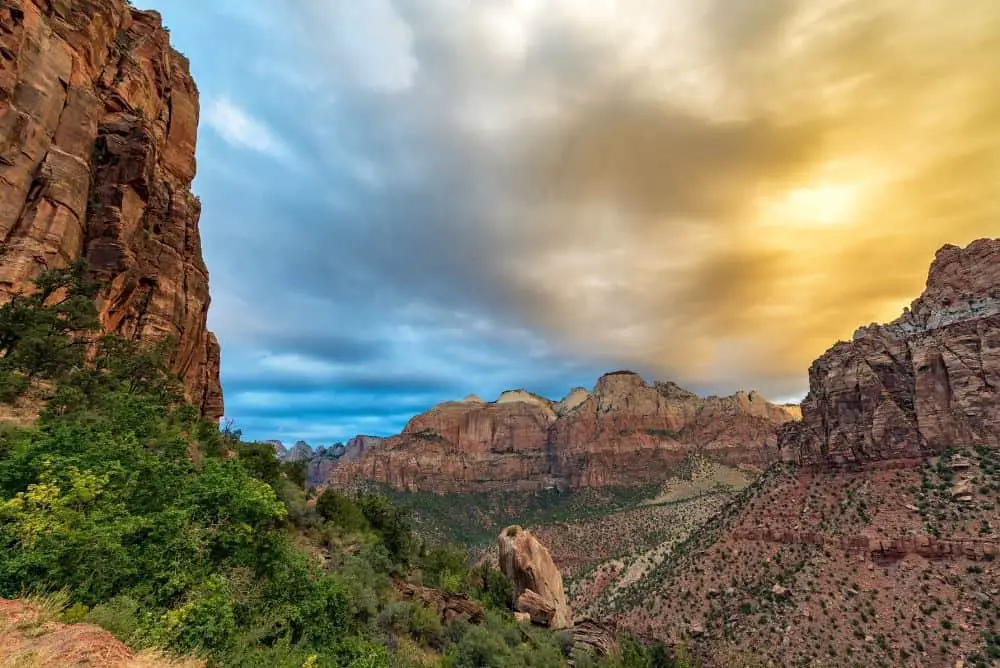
756, 181, 861, 229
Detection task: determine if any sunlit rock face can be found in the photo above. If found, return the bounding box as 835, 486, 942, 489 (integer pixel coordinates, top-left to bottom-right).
0, 0, 221, 417
324, 372, 799, 493
780, 238, 1000, 466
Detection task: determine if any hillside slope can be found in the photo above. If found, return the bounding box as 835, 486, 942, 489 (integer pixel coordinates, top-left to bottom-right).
574, 239, 1000, 667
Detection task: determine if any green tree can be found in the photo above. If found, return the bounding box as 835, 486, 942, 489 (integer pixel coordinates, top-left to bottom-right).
236, 441, 284, 488
0, 260, 100, 394
316, 488, 369, 533
358, 493, 418, 565
282, 459, 308, 488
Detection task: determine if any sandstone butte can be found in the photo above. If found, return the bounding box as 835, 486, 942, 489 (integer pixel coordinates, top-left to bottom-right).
0, 0, 222, 417
780, 238, 1000, 467
325, 371, 801, 493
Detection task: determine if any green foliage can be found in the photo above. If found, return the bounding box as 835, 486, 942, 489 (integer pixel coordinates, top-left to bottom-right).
0, 267, 672, 668
282, 459, 308, 488
420, 546, 468, 593
316, 487, 370, 533
236, 441, 284, 488
357, 492, 419, 565
0, 370, 28, 402
380, 484, 660, 548
441, 611, 567, 667
0, 260, 100, 386
471, 563, 514, 611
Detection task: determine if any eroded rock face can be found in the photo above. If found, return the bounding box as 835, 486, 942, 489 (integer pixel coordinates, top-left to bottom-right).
326, 371, 799, 492
780, 239, 1000, 466
498, 525, 572, 630
0, 0, 222, 417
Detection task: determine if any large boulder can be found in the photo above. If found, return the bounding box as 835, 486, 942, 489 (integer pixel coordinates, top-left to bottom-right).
497, 525, 572, 630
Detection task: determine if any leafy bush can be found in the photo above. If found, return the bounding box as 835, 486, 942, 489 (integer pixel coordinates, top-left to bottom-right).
316, 487, 370, 532
471, 563, 514, 611
421, 546, 469, 592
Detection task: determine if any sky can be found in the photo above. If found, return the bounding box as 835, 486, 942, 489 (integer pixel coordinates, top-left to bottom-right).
146, 0, 1000, 445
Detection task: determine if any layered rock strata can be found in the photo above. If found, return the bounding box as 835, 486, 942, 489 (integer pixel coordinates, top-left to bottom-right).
326, 372, 799, 492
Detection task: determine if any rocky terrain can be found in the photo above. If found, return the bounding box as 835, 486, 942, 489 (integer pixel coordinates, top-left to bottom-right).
324, 372, 799, 493
781, 239, 1000, 466
562, 240, 1000, 667
0, 0, 221, 417
498, 525, 574, 630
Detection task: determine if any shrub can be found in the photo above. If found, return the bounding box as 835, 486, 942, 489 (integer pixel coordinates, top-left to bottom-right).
471, 563, 514, 611
421, 546, 469, 592
316, 488, 370, 533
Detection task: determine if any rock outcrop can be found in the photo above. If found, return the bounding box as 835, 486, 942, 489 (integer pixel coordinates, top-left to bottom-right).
283, 440, 312, 462
497, 525, 572, 630
0, 0, 222, 417
393, 580, 485, 625
325, 372, 799, 492
781, 239, 1000, 466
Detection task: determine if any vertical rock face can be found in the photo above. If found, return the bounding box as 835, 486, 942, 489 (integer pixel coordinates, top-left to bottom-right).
497, 525, 572, 630
325, 372, 800, 492
780, 239, 1000, 466
0, 0, 222, 417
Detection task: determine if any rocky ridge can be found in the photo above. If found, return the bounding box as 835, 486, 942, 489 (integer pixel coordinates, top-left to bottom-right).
0, 0, 221, 416
781, 238, 1000, 466
325, 372, 800, 493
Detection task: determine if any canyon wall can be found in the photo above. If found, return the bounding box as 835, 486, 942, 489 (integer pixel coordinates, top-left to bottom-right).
780, 238, 1000, 466
325, 371, 800, 493
0, 0, 221, 417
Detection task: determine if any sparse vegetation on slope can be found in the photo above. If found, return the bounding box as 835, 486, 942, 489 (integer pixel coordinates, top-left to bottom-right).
597, 460, 1000, 667
380, 484, 661, 549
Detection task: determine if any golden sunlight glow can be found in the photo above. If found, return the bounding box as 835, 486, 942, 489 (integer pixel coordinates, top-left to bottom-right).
757, 182, 861, 228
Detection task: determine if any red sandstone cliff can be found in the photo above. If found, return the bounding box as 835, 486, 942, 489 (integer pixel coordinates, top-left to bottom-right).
780, 238, 1000, 466
326, 371, 800, 493
0, 0, 222, 417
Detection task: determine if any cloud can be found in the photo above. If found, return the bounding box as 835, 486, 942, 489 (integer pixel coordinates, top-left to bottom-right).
291, 0, 418, 92
500, 0, 1000, 393
203, 97, 291, 159
149, 0, 1000, 442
